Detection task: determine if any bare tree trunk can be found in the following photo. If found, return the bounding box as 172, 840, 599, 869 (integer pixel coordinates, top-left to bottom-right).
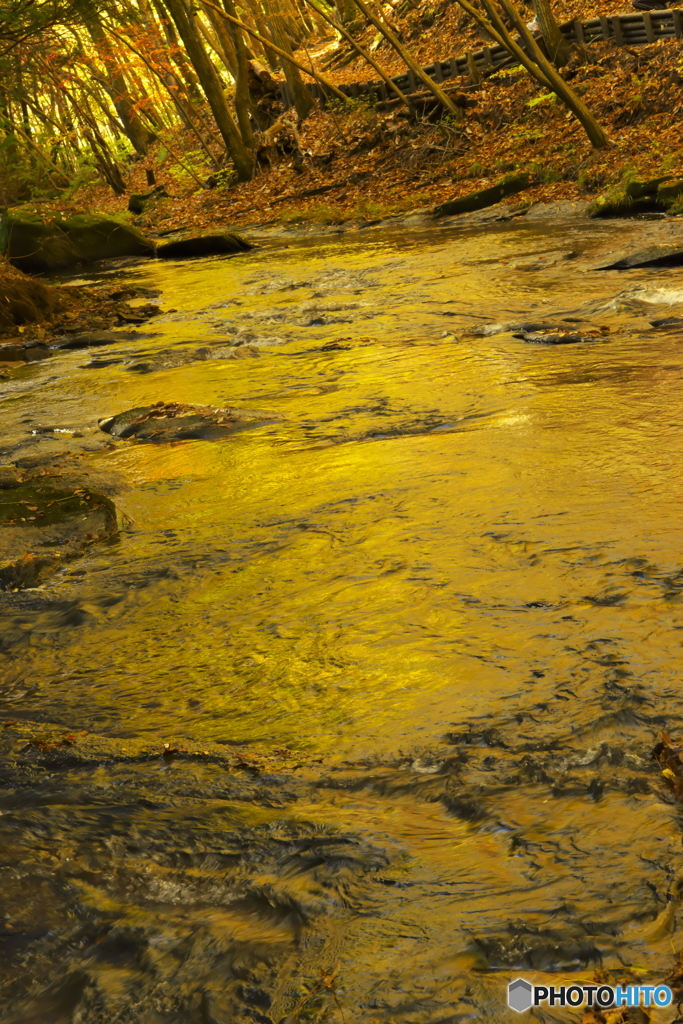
456, 0, 551, 86
302, 0, 415, 113
348, 0, 462, 117
151, 0, 205, 104
532, 0, 570, 66
262, 0, 313, 119
54, 78, 130, 193
223, 0, 255, 148
199, 2, 238, 76
496, 0, 608, 147
79, 5, 156, 154
203, 1, 351, 103
458, 0, 609, 149
161, 0, 253, 180
244, 0, 279, 70
106, 23, 222, 163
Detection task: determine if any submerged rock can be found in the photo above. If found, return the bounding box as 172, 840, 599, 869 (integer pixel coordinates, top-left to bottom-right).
124, 343, 260, 374
98, 400, 280, 442
650, 316, 683, 328
0, 477, 119, 590
464, 319, 609, 344
0, 339, 51, 362
156, 232, 253, 260
465, 320, 573, 337
433, 173, 532, 219
0, 207, 156, 274
51, 330, 122, 351
515, 329, 607, 345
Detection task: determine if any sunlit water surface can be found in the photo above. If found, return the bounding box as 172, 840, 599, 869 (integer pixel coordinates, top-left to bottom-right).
2, 219, 683, 1022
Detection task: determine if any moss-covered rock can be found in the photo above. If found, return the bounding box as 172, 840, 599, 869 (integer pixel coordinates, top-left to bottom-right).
0, 207, 156, 273
433, 173, 532, 218
589, 176, 683, 217
656, 178, 683, 207
625, 176, 672, 200
588, 191, 637, 218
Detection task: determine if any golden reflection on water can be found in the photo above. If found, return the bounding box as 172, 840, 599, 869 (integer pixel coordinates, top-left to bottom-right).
6, 221, 683, 1019
4, 222, 683, 758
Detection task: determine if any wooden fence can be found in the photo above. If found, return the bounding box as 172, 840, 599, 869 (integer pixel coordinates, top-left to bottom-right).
279, 9, 683, 108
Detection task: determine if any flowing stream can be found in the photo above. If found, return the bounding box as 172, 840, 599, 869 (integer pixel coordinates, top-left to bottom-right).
3, 216, 683, 1023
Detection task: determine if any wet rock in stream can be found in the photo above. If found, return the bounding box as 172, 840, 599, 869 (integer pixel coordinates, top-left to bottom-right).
1, 207, 156, 273
515, 328, 609, 345
156, 231, 253, 259
0, 474, 120, 590
0, 338, 51, 363
465, 319, 610, 344
123, 341, 260, 374
99, 400, 281, 441
50, 329, 124, 351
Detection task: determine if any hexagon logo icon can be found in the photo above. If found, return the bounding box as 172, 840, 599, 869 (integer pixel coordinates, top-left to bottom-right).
508, 978, 533, 1013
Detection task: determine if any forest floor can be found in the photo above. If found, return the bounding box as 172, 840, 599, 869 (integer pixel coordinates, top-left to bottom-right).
32, 0, 683, 236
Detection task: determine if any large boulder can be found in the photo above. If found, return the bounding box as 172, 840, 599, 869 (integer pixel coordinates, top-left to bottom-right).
156, 232, 252, 259
0, 206, 156, 274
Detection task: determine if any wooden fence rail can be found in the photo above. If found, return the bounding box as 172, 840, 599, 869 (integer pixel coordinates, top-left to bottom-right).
278, 9, 683, 108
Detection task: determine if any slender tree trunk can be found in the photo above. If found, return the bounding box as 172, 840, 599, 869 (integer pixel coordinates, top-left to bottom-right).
262, 0, 313, 119
204, 1, 350, 102
12, 122, 69, 183
199, 3, 238, 76
160, 0, 253, 180
347, 0, 462, 117
457, 0, 551, 87
223, 0, 255, 148
302, 0, 415, 113
151, 0, 205, 103
458, 0, 609, 148
532, 0, 570, 66
247, 0, 280, 70
495, 0, 609, 147
79, 5, 156, 154
106, 24, 222, 164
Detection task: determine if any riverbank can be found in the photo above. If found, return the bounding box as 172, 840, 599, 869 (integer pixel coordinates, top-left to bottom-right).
60, 34, 683, 238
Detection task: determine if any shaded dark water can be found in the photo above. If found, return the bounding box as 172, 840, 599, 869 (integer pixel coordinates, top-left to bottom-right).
3, 218, 683, 1022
